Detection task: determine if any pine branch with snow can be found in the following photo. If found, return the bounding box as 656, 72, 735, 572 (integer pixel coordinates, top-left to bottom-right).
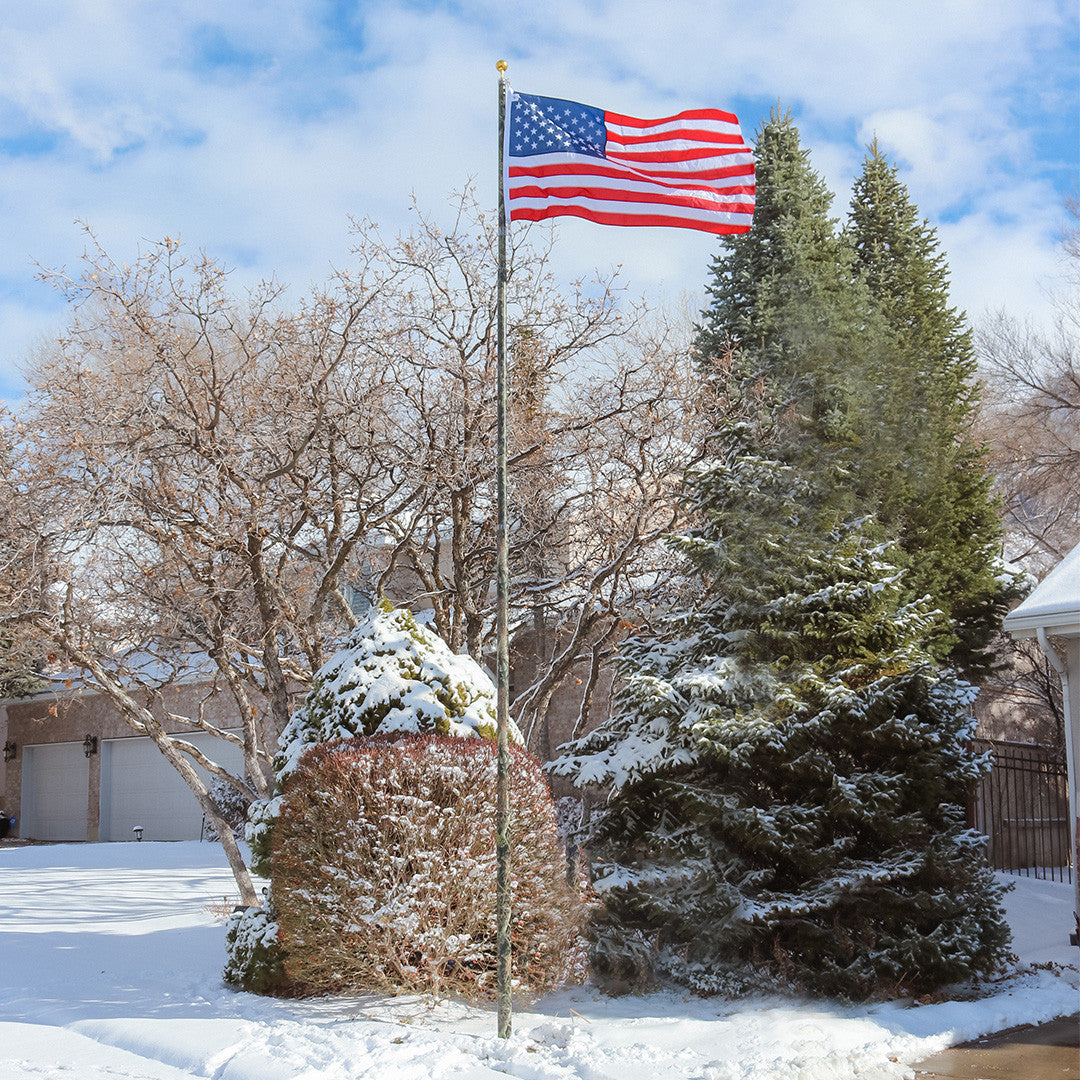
554, 444, 1010, 999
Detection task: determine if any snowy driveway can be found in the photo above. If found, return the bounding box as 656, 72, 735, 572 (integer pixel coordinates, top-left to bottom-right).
0, 842, 1076, 1080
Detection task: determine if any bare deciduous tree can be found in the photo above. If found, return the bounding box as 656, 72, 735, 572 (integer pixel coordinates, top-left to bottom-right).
977, 201, 1080, 571
3, 228, 412, 901
975, 200, 1079, 747
349, 197, 718, 752
2, 193, 722, 897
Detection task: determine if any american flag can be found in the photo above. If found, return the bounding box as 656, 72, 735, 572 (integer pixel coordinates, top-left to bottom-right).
505, 91, 754, 235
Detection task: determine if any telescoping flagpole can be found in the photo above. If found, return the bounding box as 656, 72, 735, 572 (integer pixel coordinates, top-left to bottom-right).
494, 57, 513, 1041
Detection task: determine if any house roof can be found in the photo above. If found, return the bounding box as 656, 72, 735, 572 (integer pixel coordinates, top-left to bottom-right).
1, 649, 218, 705
1003, 541, 1080, 638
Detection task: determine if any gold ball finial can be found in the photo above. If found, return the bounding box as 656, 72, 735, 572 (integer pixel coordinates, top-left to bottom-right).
496, 59, 508, 74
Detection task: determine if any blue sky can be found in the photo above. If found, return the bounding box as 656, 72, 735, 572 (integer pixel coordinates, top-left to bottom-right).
0, 0, 1077, 402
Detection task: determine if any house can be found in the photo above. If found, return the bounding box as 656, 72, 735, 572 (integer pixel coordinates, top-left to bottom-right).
0, 630, 604, 843
1001, 540, 1080, 941
1, 541, 614, 844
1, 671, 246, 843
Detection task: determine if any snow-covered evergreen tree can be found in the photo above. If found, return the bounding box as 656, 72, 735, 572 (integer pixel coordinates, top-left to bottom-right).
274, 600, 509, 778
553, 430, 1010, 999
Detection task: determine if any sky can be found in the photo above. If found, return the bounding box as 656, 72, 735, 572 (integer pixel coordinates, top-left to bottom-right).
0, 0, 1077, 403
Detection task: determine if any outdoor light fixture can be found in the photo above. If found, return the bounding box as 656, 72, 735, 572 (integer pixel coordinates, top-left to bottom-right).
132, 825, 143, 841
83, 735, 99, 757
3, 740, 15, 763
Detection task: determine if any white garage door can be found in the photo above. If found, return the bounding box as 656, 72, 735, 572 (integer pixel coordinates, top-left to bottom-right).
100, 733, 246, 842
21, 742, 90, 841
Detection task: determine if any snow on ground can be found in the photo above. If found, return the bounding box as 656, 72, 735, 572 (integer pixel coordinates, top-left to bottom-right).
0, 842, 1075, 1080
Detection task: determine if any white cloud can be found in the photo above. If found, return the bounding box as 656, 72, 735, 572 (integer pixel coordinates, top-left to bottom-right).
0, 0, 1075, 396
857, 96, 1027, 219
941, 209, 1068, 329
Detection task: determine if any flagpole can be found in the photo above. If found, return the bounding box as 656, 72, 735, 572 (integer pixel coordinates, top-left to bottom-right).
495, 57, 513, 1041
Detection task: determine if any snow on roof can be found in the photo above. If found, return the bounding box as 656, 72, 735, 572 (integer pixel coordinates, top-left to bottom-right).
2, 648, 219, 704
1003, 541, 1080, 638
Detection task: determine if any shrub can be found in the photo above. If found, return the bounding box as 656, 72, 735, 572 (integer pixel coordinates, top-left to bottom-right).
275, 602, 514, 780
246, 602, 520, 878
245, 794, 282, 881
223, 906, 290, 995
271, 734, 585, 1000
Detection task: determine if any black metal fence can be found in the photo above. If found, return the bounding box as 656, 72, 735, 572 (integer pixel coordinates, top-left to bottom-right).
972, 738, 1072, 884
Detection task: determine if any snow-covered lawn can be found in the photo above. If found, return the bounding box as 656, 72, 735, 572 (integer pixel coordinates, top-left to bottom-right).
0, 842, 1075, 1080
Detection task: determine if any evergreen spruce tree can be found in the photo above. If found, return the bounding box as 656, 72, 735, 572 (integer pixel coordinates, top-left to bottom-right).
553, 428, 1010, 999
846, 144, 1022, 676
696, 106, 875, 468
697, 113, 1018, 682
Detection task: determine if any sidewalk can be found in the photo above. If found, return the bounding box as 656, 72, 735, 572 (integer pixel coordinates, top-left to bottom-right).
912, 1014, 1079, 1079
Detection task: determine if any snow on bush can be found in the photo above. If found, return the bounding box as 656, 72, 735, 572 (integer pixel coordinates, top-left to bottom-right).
246, 602, 521, 877
271, 734, 586, 1000
223, 906, 289, 996
276, 601, 516, 779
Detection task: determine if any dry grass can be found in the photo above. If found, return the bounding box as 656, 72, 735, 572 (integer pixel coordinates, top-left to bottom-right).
204, 896, 243, 922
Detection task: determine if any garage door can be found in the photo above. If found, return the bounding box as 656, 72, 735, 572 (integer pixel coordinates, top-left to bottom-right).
100, 733, 246, 842
20, 742, 91, 841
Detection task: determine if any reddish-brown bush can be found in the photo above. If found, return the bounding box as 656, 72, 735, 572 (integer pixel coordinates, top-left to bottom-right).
272, 734, 585, 1000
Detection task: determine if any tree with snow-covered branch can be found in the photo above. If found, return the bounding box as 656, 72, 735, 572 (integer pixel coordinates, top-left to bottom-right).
554, 430, 1010, 999
275, 601, 517, 777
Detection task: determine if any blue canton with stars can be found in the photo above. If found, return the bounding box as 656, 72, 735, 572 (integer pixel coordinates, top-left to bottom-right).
509, 93, 607, 159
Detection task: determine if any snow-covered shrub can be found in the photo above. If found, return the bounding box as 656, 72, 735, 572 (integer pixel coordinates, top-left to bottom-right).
223, 906, 289, 995
245, 795, 282, 881
271, 734, 585, 1000
276, 601, 511, 778
247, 602, 520, 878
203, 779, 253, 843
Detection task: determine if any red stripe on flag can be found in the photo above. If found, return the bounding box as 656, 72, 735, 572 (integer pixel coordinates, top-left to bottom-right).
606, 146, 747, 165
509, 184, 754, 216
511, 204, 752, 235
510, 160, 754, 182
636, 163, 754, 182
606, 128, 747, 147
509, 161, 753, 196
604, 107, 741, 128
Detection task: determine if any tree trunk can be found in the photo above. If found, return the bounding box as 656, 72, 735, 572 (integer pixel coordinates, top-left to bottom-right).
40, 633, 262, 906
